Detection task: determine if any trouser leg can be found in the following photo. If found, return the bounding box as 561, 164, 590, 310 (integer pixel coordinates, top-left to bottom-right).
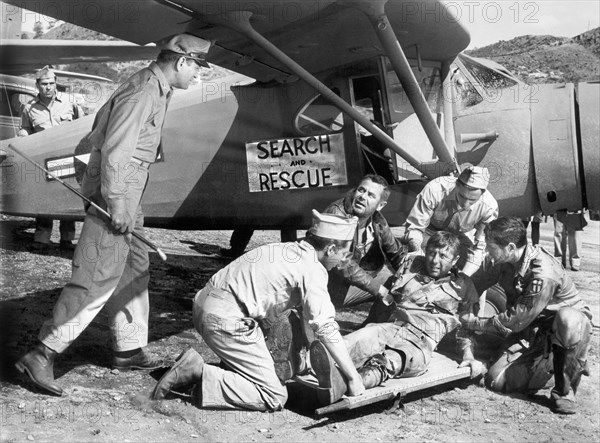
486, 308, 591, 397
34, 217, 53, 243
568, 228, 582, 268
560, 225, 568, 266
230, 228, 254, 252
38, 210, 131, 353
104, 214, 149, 352
550, 308, 592, 396
193, 288, 287, 411
344, 322, 433, 388
553, 216, 563, 258
531, 222, 540, 245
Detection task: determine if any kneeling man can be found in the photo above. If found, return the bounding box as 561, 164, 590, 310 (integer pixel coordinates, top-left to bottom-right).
311, 231, 484, 403
461, 217, 593, 414
152, 210, 365, 411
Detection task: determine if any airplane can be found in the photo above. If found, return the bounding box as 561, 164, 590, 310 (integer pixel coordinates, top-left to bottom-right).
0, 0, 598, 241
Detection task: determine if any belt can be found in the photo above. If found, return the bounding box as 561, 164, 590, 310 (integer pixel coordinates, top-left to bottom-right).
131, 157, 152, 168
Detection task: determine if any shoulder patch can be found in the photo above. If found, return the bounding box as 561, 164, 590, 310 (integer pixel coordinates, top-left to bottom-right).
529, 278, 543, 294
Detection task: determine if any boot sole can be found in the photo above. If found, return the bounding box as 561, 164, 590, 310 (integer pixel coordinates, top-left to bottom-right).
15, 360, 63, 397
309, 341, 347, 404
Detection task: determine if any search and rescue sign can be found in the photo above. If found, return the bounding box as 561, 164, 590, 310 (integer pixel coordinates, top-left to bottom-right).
246, 133, 347, 192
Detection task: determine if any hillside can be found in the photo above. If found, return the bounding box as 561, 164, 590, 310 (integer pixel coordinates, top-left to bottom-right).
466, 30, 600, 84
40, 21, 600, 85
41, 22, 234, 83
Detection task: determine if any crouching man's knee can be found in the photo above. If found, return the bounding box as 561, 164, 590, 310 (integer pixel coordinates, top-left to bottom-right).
552, 308, 592, 350
485, 357, 509, 392
268, 385, 288, 411
485, 345, 530, 393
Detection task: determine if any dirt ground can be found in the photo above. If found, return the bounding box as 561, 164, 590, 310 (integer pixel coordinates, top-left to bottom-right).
1, 217, 598, 442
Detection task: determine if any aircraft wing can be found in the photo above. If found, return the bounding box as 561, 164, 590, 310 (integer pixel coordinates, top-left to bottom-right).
0, 40, 159, 74
2, 0, 470, 82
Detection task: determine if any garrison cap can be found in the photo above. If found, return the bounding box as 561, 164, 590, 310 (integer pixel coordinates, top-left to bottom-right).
309, 209, 358, 241
458, 165, 490, 190
35, 65, 56, 81
157, 33, 211, 68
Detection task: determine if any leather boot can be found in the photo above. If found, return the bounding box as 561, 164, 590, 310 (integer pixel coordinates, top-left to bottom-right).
152, 348, 204, 400
310, 340, 347, 405
113, 348, 164, 371
550, 345, 577, 415
15, 343, 63, 396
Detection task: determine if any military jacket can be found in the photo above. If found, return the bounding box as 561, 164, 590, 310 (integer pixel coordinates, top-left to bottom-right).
389, 255, 479, 350
84, 62, 172, 212
472, 245, 587, 335
391, 255, 479, 317
324, 192, 405, 297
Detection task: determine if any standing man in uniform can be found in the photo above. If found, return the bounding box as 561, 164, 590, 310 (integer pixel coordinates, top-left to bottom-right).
553, 210, 586, 271
18, 66, 83, 250
310, 231, 484, 404
152, 210, 365, 411
15, 34, 211, 396
404, 165, 498, 275
461, 217, 592, 414
324, 174, 405, 308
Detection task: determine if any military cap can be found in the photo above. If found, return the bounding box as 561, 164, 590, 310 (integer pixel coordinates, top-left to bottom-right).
157, 33, 211, 68
458, 165, 490, 190
309, 209, 358, 241
35, 65, 56, 81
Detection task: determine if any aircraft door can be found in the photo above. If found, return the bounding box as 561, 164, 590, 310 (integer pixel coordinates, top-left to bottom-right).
531, 84, 583, 214
349, 74, 396, 185
379, 58, 443, 181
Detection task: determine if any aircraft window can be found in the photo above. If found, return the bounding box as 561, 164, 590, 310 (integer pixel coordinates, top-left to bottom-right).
453, 70, 483, 108
11, 93, 33, 116
0, 91, 33, 117
461, 57, 517, 90
387, 66, 442, 114
295, 92, 344, 136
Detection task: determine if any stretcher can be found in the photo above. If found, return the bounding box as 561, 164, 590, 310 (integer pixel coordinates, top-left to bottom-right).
293, 351, 471, 415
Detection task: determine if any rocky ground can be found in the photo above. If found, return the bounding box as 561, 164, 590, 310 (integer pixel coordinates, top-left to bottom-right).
1, 217, 598, 442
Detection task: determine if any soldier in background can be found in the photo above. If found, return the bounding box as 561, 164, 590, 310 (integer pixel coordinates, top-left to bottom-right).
404, 165, 498, 276
18, 66, 83, 250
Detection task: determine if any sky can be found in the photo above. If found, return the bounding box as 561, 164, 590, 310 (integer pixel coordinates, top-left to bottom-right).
445, 0, 600, 48
10, 0, 600, 50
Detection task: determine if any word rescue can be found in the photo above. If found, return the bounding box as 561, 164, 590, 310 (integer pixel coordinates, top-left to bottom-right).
246, 133, 348, 192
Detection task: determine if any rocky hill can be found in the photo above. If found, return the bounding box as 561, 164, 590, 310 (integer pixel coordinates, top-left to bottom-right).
40, 21, 600, 85
466, 29, 600, 84
41, 22, 233, 83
